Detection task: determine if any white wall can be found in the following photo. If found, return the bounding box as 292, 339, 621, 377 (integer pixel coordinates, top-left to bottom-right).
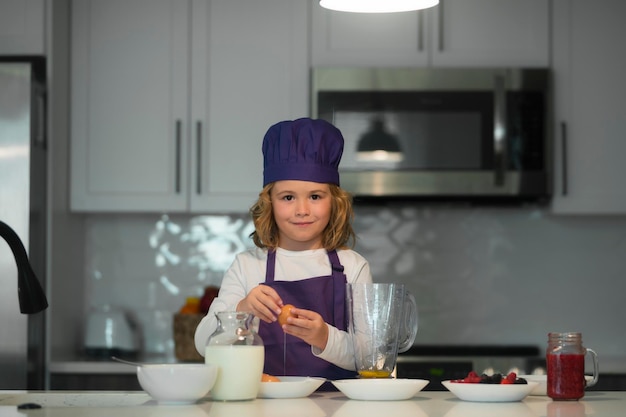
79, 206, 626, 367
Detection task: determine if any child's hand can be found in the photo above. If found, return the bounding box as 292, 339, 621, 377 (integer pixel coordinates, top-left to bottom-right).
281, 307, 329, 351
237, 284, 283, 323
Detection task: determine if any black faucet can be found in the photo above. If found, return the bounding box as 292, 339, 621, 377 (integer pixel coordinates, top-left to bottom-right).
0, 220, 48, 314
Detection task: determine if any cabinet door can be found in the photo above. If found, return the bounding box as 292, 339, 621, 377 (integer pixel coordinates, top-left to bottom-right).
311, 2, 430, 67
311, 0, 548, 68
190, 0, 308, 212
551, 0, 626, 214
431, 0, 549, 67
71, 0, 189, 211
0, 0, 44, 54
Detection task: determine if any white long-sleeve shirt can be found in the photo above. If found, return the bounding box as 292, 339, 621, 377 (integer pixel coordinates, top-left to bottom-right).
194, 247, 372, 371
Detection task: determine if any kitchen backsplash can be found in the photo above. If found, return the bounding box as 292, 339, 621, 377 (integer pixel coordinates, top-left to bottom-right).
83, 205, 626, 362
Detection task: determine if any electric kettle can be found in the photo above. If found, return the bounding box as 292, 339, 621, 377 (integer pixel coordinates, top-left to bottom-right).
84, 305, 138, 359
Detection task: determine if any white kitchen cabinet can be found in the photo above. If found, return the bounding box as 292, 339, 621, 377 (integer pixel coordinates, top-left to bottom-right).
551, 0, 626, 214
311, 0, 549, 68
71, 0, 188, 211
189, 0, 308, 212
0, 0, 45, 54
70, 0, 308, 212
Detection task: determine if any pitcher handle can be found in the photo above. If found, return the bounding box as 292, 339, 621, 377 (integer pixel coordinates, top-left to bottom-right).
397, 291, 419, 353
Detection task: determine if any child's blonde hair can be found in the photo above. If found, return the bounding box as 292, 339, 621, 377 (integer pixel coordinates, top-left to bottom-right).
249, 183, 356, 251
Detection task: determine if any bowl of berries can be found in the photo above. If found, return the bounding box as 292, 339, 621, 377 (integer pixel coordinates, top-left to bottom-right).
442, 371, 538, 402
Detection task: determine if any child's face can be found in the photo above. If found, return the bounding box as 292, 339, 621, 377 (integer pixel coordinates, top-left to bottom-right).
270, 180, 332, 251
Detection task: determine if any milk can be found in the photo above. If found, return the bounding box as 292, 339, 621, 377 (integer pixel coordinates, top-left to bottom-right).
205, 345, 264, 401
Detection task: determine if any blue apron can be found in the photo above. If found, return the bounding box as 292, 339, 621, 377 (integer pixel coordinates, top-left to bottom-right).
258, 249, 357, 383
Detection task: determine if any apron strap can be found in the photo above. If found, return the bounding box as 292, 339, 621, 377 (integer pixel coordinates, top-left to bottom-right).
327, 249, 344, 276
265, 249, 277, 283
327, 249, 348, 330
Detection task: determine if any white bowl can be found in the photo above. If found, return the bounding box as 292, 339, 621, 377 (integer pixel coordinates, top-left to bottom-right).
258, 376, 326, 399
442, 380, 538, 402
518, 374, 594, 396
136, 363, 217, 404
331, 378, 429, 401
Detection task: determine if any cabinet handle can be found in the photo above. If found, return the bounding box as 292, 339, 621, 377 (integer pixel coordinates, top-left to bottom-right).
493, 74, 507, 187
418, 12, 424, 52
35, 93, 47, 148
196, 121, 202, 195
561, 122, 568, 196
175, 120, 182, 194
438, 0, 444, 51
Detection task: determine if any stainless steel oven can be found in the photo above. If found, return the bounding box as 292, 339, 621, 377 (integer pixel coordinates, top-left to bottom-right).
311, 67, 551, 202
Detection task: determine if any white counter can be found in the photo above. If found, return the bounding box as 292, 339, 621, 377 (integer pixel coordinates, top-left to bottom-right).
48, 353, 626, 375
1, 390, 625, 417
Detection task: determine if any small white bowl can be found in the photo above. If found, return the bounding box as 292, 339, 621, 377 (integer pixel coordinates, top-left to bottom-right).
137, 363, 217, 404
258, 376, 326, 399
332, 378, 429, 401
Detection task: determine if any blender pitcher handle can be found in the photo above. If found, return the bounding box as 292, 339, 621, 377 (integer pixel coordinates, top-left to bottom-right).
397, 291, 419, 353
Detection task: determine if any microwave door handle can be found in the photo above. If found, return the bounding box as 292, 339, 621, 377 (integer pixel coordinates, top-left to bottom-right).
561, 121, 568, 196
493, 74, 506, 187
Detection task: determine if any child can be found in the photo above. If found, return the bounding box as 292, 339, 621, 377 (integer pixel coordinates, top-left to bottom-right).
194, 118, 372, 380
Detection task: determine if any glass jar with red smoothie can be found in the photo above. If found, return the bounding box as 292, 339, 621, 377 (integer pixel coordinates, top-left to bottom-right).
546, 332, 599, 400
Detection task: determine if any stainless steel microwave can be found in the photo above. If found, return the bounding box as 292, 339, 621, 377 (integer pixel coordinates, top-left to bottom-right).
311, 68, 551, 202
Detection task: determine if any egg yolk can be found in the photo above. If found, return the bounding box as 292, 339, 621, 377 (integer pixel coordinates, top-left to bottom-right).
262, 373, 280, 382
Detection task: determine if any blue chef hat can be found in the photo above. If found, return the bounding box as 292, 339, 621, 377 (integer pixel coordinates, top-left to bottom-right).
262, 118, 344, 186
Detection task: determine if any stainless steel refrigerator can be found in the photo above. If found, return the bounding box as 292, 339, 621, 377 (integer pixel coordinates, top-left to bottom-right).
0, 56, 47, 389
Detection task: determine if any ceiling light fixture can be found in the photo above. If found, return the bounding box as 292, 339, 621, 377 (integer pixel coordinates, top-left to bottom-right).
320, 0, 439, 13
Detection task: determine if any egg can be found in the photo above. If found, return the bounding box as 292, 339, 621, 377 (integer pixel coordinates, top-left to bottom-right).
277, 304, 296, 327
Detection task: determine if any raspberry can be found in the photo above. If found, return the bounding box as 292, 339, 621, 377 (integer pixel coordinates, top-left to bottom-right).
502, 372, 517, 384
452, 371, 527, 385
464, 371, 482, 383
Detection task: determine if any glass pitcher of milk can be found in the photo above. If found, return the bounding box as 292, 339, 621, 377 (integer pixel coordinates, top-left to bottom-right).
205, 311, 264, 401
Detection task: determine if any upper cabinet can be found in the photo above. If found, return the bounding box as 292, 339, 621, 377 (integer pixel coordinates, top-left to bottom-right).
551, 0, 626, 214
71, 0, 188, 212
311, 0, 549, 68
70, 0, 308, 212
0, 0, 45, 55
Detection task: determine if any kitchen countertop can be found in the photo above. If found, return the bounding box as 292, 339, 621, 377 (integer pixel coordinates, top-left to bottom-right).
0, 390, 624, 417
48, 353, 180, 374
48, 351, 626, 375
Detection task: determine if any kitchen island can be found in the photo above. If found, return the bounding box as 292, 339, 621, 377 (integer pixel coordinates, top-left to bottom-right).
0, 390, 624, 417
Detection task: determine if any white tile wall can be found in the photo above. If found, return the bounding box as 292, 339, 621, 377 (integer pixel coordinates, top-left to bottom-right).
82, 206, 626, 364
